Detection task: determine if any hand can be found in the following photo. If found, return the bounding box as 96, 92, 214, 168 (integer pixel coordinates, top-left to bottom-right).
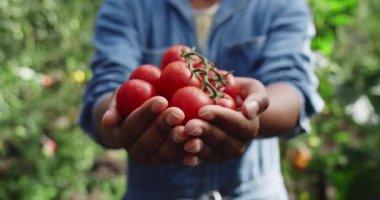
101, 94, 191, 165
182, 77, 269, 164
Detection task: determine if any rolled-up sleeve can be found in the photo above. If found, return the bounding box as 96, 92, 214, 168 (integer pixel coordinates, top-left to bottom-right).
254, 0, 324, 136
79, 0, 142, 142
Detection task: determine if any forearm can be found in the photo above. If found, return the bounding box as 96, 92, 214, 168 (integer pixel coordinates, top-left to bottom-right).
257, 82, 302, 137
94, 93, 124, 149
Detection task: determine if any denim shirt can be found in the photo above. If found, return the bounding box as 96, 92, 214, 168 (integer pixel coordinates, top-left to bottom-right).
79, 0, 324, 199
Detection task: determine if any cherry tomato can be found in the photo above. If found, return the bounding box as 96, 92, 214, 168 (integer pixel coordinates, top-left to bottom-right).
217, 70, 240, 99
192, 61, 206, 69
170, 86, 212, 124
157, 61, 201, 100
213, 93, 237, 110
161, 45, 191, 69
116, 79, 157, 117
129, 64, 161, 86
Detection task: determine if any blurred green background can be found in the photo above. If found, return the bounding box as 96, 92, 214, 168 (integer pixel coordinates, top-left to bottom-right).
0, 0, 379, 199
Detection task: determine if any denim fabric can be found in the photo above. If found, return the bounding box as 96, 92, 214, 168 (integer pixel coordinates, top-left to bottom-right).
79, 0, 324, 199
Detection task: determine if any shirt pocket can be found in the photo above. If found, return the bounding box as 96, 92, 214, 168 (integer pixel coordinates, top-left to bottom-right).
221, 35, 266, 76
142, 47, 167, 66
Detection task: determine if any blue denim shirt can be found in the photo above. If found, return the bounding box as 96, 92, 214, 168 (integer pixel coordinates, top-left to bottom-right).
79, 0, 324, 199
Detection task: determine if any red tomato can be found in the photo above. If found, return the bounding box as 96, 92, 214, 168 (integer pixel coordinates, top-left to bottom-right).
157, 61, 201, 99
116, 79, 157, 117
129, 64, 161, 86
170, 86, 212, 123
217, 70, 240, 98
161, 45, 191, 69
213, 93, 237, 110
192, 61, 206, 69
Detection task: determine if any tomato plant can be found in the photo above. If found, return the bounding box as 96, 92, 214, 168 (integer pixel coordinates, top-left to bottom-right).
215, 70, 240, 99
170, 86, 213, 123
116, 79, 157, 117
129, 64, 161, 86
157, 61, 201, 99
116, 45, 240, 122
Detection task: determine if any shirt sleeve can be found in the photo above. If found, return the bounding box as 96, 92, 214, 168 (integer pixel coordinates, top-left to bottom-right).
254, 0, 324, 137
79, 0, 142, 144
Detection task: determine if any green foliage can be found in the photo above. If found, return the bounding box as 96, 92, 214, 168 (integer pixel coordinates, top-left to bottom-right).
282, 0, 380, 199
0, 0, 125, 199
309, 0, 358, 56
1, 0, 380, 199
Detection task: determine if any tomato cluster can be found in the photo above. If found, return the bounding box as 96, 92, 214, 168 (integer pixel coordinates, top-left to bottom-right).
116, 45, 240, 123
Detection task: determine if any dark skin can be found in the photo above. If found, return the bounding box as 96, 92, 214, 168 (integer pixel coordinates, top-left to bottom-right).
94, 0, 302, 166
190, 0, 219, 9
96, 77, 301, 166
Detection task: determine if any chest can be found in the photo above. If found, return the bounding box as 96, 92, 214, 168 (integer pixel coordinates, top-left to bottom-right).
138, 2, 270, 76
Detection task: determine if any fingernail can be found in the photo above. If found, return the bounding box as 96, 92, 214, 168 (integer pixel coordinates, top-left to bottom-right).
199, 109, 214, 120
183, 156, 199, 167
172, 131, 187, 143
188, 127, 202, 136
247, 101, 259, 118
166, 112, 181, 126
151, 102, 163, 113
186, 142, 202, 153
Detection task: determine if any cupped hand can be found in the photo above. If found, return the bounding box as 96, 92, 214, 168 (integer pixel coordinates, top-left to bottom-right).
182, 77, 269, 164
102, 95, 192, 165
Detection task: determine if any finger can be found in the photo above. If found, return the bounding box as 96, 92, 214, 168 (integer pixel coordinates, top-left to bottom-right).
99, 92, 123, 128
198, 105, 259, 140
236, 77, 269, 118
182, 155, 201, 167
183, 137, 203, 154
184, 119, 246, 157
183, 138, 226, 163
121, 96, 168, 150
199, 147, 226, 163
128, 107, 185, 163
172, 125, 191, 144
150, 126, 188, 164
102, 102, 123, 128
242, 94, 268, 119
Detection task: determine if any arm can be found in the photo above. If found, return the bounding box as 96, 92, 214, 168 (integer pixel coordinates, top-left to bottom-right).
80, 0, 191, 165
258, 82, 302, 137
255, 0, 324, 136
79, 0, 142, 146
180, 78, 304, 164
182, 0, 324, 164
237, 78, 303, 138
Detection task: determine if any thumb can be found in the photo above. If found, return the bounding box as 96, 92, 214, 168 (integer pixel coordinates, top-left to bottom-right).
236, 78, 269, 119
242, 93, 269, 119
101, 91, 123, 128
